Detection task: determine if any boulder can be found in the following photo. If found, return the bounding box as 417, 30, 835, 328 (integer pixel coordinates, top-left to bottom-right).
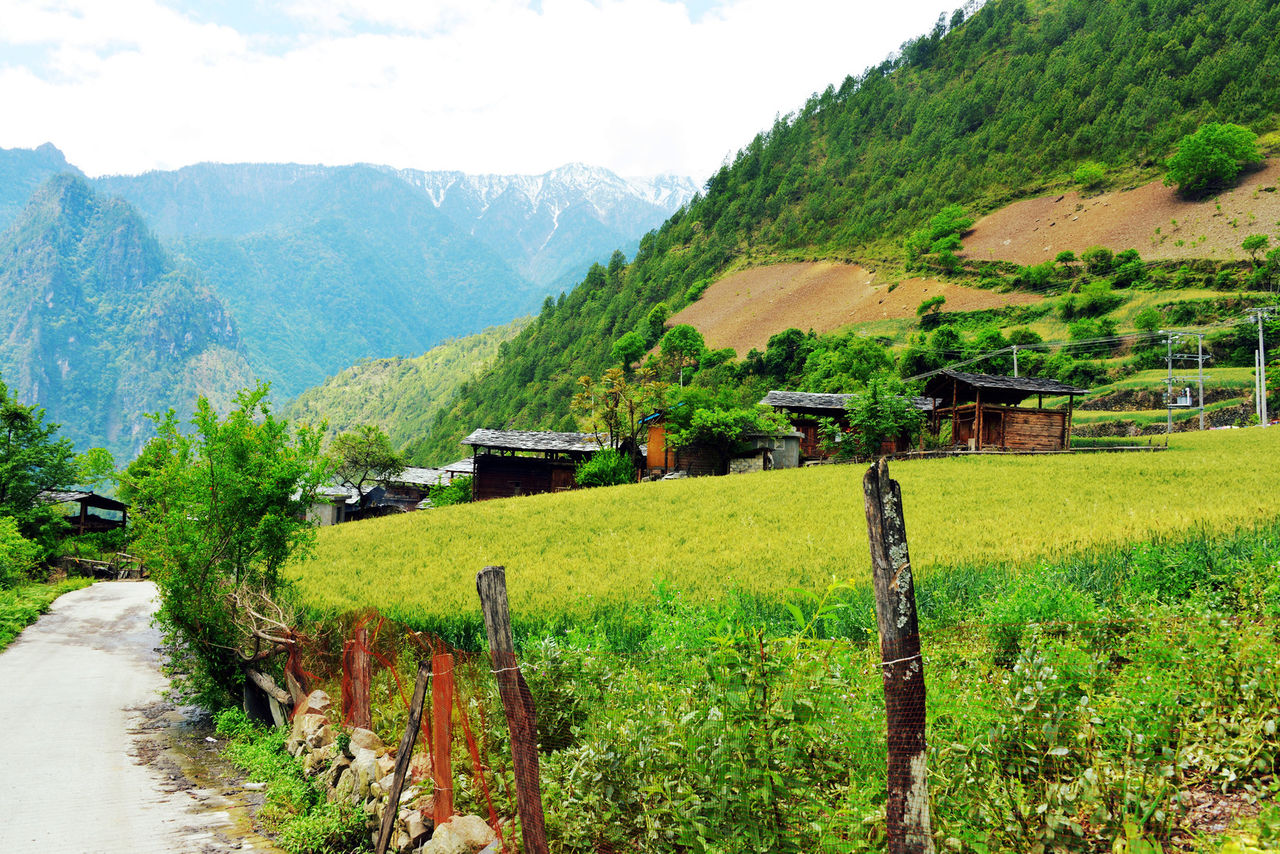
408, 751, 432, 781
349, 727, 384, 753
351, 747, 381, 799
406, 810, 429, 844
296, 689, 332, 717
417, 815, 496, 854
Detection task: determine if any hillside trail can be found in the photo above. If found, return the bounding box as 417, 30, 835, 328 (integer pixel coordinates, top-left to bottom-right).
0, 581, 283, 854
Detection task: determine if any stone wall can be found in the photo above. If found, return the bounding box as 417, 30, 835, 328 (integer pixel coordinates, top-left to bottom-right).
285, 690, 500, 854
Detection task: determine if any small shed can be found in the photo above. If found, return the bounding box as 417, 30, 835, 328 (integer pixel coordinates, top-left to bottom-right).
761, 390, 933, 460
462, 429, 607, 501
40, 490, 128, 535
921, 370, 1090, 452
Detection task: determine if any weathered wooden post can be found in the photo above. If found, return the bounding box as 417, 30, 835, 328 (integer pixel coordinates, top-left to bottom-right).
863, 459, 935, 854
346, 624, 372, 730
431, 652, 456, 824
375, 658, 431, 854
476, 566, 549, 854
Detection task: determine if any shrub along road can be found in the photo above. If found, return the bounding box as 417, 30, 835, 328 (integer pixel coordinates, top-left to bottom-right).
0, 581, 281, 853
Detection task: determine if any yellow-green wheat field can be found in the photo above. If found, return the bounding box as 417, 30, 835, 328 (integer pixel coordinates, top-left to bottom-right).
290, 428, 1280, 620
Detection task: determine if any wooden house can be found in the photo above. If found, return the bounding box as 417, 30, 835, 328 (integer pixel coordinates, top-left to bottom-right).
40, 490, 128, 535
761, 390, 933, 460
921, 370, 1089, 452
462, 429, 610, 501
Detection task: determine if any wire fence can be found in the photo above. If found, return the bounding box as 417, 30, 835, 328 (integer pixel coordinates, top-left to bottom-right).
267, 601, 1280, 854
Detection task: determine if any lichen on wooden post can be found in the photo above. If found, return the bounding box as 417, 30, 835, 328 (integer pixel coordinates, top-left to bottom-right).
863, 458, 935, 854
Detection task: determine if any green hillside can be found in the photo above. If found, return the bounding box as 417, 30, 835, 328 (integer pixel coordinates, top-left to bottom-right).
412, 0, 1280, 463
286, 318, 527, 447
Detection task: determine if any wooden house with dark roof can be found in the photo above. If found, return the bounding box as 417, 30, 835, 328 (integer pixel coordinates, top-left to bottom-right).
921, 370, 1089, 452
40, 490, 128, 535
760, 390, 934, 460
462, 429, 612, 501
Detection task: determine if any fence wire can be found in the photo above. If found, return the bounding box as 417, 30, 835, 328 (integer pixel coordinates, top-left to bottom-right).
275, 609, 1280, 853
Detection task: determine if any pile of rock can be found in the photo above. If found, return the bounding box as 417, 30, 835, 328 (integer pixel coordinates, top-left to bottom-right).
284, 690, 499, 854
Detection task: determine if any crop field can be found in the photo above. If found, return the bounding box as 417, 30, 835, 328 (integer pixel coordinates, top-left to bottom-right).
291, 428, 1280, 629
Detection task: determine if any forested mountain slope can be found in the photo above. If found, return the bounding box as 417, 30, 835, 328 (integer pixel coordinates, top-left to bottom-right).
0, 143, 82, 230
286, 318, 527, 449
0, 176, 253, 457
412, 0, 1280, 464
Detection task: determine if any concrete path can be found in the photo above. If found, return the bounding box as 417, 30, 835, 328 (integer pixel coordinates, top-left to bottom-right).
0, 581, 282, 853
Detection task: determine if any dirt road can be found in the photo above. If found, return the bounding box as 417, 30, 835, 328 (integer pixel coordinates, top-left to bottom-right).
0, 581, 282, 853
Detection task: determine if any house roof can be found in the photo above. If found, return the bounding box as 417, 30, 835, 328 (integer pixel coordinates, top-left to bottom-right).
39, 490, 128, 512
923, 370, 1090, 406
761, 390, 935, 413
442, 458, 474, 475
462, 429, 602, 454
390, 466, 440, 487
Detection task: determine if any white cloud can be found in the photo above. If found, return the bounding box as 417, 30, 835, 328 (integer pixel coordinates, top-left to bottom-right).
0, 0, 958, 180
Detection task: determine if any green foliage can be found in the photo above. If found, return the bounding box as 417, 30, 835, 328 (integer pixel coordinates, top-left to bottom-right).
73, 448, 117, 492
326, 425, 405, 506
666, 404, 789, 473
571, 366, 667, 450
214, 708, 367, 854
907, 205, 973, 270
1243, 233, 1271, 265
840, 376, 927, 459
1164, 122, 1263, 195
0, 577, 91, 650
0, 517, 40, 589
575, 448, 636, 488
1073, 160, 1107, 188
0, 374, 77, 550
983, 573, 1099, 665
916, 294, 947, 316
1133, 307, 1162, 332
1081, 246, 1115, 276
123, 384, 327, 709
659, 324, 706, 386
1060, 280, 1124, 320
609, 330, 647, 369
429, 475, 472, 508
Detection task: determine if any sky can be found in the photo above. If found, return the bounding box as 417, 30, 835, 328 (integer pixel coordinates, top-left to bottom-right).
0, 0, 962, 183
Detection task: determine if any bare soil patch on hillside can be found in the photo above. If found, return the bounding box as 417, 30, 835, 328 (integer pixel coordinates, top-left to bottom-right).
669, 261, 1041, 355
964, 159, 1280, 266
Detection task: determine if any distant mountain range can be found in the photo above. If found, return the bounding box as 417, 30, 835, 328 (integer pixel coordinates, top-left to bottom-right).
0, 144, 696, 457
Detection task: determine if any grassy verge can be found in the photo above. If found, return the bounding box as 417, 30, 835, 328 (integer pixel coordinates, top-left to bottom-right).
290, 427, 1280, 644
0, 578, 92, 652
214, 708, 367, 854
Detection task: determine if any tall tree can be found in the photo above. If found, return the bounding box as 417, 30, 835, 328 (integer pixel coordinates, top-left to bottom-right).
328, 425, 406, 507
122, 383, 327, 708
0, 374, 77, 546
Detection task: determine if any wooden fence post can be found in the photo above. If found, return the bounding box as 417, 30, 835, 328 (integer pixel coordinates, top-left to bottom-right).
476, 566, 549, 854
348, 624, 372, 730
431, 652, 455, 825
375, 658, 431, 854
863, 459, 935, 854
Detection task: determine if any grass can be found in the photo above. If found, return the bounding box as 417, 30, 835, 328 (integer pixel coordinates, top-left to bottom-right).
0, 578, 93, 651
290, 427, 1280, 634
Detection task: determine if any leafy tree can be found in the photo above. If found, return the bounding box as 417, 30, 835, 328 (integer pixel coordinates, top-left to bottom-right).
327, 425, 405, 507
1244, 234, 1271, 266
1164, 123, 1262, 196
1081, 246, 1114, 276
643, 303, 671, 346
1054, 250, 1077, 267
572, 366, 667, 451
575, 448, 635, 488
0, 375, 77, 547
660, 325, 707, 387
611, 331, 648, 370
122, 384, 327, 709
841, 376, 927, 460
666, 405, 789, 475
917, 295, 947, 317
1133, 307, 1162, 332
74, 448, 118, 492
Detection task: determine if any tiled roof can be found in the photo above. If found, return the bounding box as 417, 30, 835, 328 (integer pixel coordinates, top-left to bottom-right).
462, 429, 602, 453
762, 390, 935, 412
929, 370, 1090, 396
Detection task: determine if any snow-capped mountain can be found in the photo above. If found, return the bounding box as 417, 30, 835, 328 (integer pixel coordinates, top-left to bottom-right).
384, 163, 699, 287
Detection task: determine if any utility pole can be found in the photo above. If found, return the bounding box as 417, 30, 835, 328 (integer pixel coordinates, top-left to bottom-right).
1247, 306, 1277, 427
1172, 333, 1209, 430
1162, 331, 1175, 435
1012, 344, 1019, 378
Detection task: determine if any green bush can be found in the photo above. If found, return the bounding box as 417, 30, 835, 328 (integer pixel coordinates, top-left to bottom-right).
575, 448, 636, 488
983, 573, 1098, 665
1073, 160, 1107, 188
0, 517, 39, 589
1164, 122, 1262, 195
430, 475, 473, 507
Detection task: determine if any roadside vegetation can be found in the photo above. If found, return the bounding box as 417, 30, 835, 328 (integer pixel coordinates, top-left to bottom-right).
0, 577, 91, 651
